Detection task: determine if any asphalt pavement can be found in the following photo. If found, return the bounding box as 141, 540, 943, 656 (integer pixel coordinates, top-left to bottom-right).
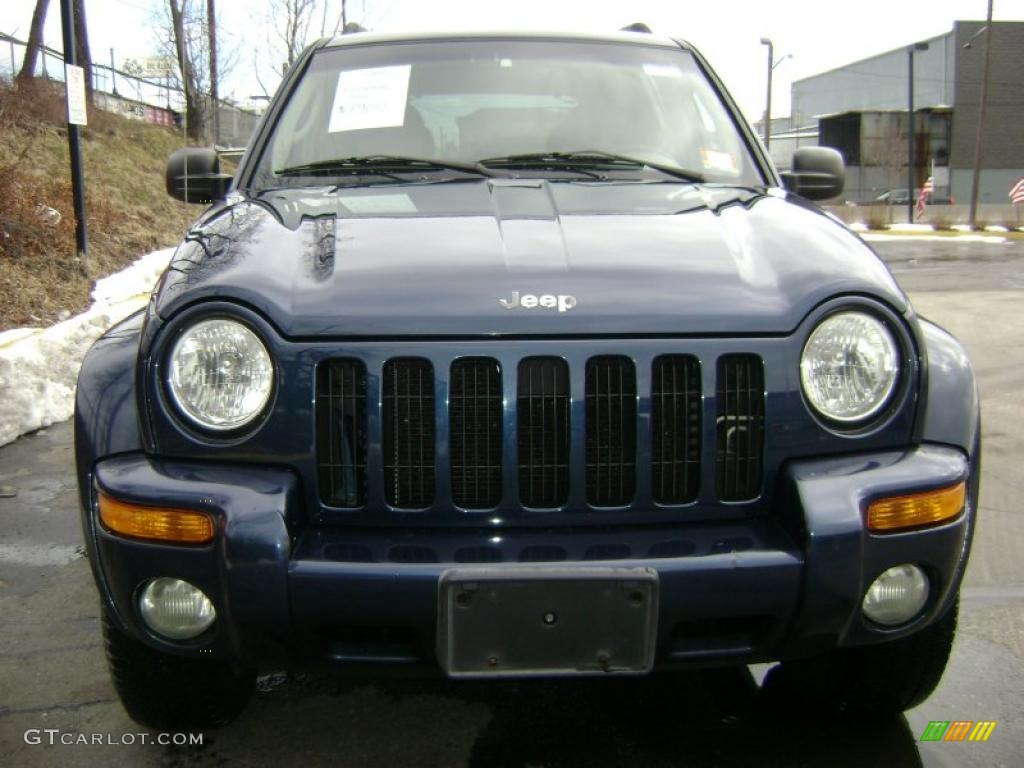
1, 236, 1022, 767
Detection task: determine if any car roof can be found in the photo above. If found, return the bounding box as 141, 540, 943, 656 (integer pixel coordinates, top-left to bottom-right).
321, 28, 690, 52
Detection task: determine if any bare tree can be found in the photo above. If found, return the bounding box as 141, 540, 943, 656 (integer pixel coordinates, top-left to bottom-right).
164, 0, 207, 141
270, 0, 319, 72
16, 0, 50, 84
207, 0, 218, 144
154, 0, 238, 142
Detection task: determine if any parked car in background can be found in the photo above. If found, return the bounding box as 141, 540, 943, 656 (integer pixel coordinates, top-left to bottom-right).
75, 26, 979, 729
874, 189, 912, 205
869, 189, 954, 205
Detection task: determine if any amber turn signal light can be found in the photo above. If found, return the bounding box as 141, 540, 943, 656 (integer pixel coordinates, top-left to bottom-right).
867, 481, 966, 533
98, 492, 215, 544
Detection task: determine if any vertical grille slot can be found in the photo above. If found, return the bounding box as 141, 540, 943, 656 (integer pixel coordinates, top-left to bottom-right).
517, 357, 570, 508
450, 358, 503, 509
585, 356, 636, 506
652, 355, 702, 504
316, 360, 368, 507
715, 354, 765, 501
383, 358, 435, 508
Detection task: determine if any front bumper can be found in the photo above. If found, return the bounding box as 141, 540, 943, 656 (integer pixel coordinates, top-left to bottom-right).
84, 444, 972, 673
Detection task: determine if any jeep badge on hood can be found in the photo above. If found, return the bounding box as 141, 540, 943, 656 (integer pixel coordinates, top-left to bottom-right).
499, 292, 577, 312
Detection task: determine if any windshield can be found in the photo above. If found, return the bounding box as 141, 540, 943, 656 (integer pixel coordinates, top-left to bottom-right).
249, 39, 764, 189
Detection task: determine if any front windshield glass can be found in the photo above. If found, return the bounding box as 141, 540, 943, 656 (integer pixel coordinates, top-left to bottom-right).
250, 38, 764, 189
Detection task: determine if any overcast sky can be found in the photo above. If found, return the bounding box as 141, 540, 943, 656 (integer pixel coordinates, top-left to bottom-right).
2, 0, 1023, 120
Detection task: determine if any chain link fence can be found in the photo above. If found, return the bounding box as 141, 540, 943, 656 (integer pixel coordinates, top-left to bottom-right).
0, 31, 260, 147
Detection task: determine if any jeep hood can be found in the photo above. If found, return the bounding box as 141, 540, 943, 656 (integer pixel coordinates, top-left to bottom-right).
155, 180, 907, 337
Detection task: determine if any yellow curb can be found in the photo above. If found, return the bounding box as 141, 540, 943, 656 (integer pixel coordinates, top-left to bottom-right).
0, 329, 42, 351
863, 229, 1024, 241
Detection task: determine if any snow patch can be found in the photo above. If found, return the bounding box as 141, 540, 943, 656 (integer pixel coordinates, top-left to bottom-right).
91, 247, 174, 306
0, 248, 174, 448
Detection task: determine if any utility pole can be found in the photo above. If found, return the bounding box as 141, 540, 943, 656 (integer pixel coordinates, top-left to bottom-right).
760, 38, 773, 150
968, 2, 994, 230
60, 0, 88, 259
342, 0, 347, 29
758, 39, 791, 152
907, 47, 914, 223
109, 46, 116, 95
207, 0, 219, 146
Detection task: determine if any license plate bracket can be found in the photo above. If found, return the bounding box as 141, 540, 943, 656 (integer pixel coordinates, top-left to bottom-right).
438, 566, 658, 678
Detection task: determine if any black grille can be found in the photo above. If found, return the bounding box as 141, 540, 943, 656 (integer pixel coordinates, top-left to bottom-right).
316, 360, 368, 507
383, 359, 435, 508
715, 355, 765, 501
517, 357, 570, 508
313, 351, 772, 514
652, 355, 701, 504
586, 356, 636, 506
450, 358, 503, 509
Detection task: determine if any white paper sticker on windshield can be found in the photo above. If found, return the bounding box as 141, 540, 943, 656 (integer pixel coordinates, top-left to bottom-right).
643, 63, 683, 79
700, 148, 739, 176
329, 65, 411, 133
338, 194, 418, 214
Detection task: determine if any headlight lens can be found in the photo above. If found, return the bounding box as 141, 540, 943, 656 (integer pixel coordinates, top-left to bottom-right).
168, 318, 273, 431
800, 311, 899, 423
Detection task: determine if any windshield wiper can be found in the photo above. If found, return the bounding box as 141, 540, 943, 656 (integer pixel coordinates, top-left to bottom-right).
478, 151, 705, 183
275, 155, 495, 179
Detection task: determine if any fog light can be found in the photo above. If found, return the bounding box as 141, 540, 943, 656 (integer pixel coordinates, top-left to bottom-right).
139, 578, 216, 640
862, 564, 929, 626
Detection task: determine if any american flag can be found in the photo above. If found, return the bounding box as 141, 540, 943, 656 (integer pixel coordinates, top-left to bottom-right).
1011, 177, 1024, 205
915, 176, 934, 220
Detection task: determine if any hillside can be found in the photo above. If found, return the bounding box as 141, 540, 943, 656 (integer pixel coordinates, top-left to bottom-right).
0, 80, 200, 332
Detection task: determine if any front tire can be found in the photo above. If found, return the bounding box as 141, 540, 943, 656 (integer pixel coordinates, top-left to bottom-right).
102, 610, 255, 729
764, 595, 958, 714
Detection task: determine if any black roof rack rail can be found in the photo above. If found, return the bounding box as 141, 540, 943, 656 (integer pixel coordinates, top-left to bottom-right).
621, 22, 652, 33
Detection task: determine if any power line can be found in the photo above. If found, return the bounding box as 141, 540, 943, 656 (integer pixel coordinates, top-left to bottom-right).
363, 0, 400, 29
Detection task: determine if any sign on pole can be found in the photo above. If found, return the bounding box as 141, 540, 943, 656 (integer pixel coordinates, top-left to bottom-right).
65, 63, 88, 126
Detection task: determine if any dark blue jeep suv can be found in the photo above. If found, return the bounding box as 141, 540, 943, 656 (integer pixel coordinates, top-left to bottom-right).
75, 28, 980, 728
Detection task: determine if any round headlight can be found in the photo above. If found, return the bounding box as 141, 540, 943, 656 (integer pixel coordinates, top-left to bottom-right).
800, 312, 899, 423
168, 318, 273, 431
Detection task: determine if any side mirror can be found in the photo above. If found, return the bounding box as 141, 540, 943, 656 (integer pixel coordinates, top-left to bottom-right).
166, 147, 232, 204
780, 147, 845, 202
